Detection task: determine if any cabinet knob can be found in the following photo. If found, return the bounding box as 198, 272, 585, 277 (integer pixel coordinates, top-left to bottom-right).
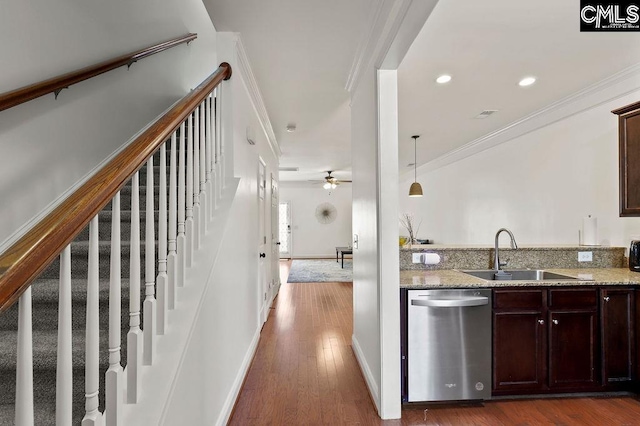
552, 319, 559, 325
603, 296, 610, 302
538, 319, 545, 325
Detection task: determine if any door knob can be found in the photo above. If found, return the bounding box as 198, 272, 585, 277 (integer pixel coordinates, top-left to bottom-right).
603, 296, 610, 302
276, 242, 281, 245
552, 319, 559, 325
538, 319, 545, 325
259, 253, 266, 258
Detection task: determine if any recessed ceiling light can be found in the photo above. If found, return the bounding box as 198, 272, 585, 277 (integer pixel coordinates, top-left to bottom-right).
286, 123, 297, 132
436, 75, 452, 84
407, 163, 415, 167
518, 77, 536, 87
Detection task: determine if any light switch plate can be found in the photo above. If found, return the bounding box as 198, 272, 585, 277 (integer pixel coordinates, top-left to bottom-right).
578, 251, 593, 262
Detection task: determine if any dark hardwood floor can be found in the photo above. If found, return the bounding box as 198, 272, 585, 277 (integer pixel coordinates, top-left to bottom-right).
228, 260, 640, 425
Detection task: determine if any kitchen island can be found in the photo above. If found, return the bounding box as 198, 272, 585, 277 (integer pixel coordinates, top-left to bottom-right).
400, 256, 640, 401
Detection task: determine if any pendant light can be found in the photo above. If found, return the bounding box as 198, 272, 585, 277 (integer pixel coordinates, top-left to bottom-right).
409, 135, 423, 197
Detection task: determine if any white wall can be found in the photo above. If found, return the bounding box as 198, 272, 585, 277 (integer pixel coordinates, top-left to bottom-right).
161, 34, 279, 425
400, 85, 640, 248
0, 0, 218, 248
279, 182, 352, 258
350, 66, 382, 408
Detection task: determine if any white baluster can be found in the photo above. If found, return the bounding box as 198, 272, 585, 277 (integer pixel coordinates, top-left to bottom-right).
157, 143, 168, 335
168, 132, 178, 307
56, 245, 72, 426
186, 113, 194, 267
143, 157, 156, 365
206, 94, 214, 221
15, 287, 33, 426
211, 88, 220, 209
177, 122, 187, 285
193, 106, 201, 249
106, 193, 122, 425
215, 88, 223, 199
199, 99, 208, 234
127, 172, 142, 403
83, 215, 100, 426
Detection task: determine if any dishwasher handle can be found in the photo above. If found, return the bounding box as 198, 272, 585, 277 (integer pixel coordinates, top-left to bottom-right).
411, 296, 489, 308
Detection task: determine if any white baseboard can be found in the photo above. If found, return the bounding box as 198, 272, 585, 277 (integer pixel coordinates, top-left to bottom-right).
216, 328, 261, 426
351, 334, 380, 414
291, 254, 350, 259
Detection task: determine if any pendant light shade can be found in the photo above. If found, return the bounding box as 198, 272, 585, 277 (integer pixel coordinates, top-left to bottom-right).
409, 181, 423, 197
409, 135, 423, 197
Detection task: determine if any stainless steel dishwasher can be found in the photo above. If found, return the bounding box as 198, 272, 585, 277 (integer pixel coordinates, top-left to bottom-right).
407, 289, 492, 402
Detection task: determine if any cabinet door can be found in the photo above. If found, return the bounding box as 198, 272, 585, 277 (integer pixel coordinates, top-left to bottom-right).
549, 310, 598, 389
493, 311, 546, 392
601, 288, 635, 385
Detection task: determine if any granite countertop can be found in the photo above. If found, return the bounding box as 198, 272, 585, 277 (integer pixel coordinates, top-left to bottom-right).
400, 268, 640, 289
402, 244, 619, 251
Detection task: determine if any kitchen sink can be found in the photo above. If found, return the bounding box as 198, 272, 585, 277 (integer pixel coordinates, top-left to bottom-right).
459, 269, 584, 281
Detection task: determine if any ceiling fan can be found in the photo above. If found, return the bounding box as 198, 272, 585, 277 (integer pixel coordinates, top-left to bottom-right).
321, 171, 351, 189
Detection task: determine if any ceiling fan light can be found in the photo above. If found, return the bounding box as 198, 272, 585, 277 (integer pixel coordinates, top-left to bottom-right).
409, 182, 423, 197
323, 182, 331, 189
331, 183, 337, 189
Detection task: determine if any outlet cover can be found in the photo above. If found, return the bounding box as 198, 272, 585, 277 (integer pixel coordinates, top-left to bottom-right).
412, 253, 423, 264
578, 251, 593, 262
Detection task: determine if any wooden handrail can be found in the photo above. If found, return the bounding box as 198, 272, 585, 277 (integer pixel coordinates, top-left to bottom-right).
0, 62, 232, 312
0, 33, 198, 113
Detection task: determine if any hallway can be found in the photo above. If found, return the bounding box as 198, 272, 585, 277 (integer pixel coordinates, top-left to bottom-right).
228, 261, 640, 425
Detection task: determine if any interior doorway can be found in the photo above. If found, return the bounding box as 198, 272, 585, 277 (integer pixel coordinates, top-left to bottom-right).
278, 201, 291, 259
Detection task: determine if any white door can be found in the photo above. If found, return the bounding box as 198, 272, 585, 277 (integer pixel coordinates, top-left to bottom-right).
257, 159, 268, 326
279, 202, 291, 258
270, 175, 281, 294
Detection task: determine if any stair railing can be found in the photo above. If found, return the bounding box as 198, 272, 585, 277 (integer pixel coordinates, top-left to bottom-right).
0, 33, 197, 113
0, 60, 232, 425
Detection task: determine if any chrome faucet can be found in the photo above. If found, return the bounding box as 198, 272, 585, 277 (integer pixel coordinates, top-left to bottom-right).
494, 228, 518, 273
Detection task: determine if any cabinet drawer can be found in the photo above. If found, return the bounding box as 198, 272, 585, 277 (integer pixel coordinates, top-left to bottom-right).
549, 288, 597, 309
494, 289, 544, 310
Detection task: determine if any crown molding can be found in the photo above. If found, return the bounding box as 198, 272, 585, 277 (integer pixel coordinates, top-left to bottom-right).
401, 62, 640, 181
234, 35, 282, 158
345, 0, 438, 95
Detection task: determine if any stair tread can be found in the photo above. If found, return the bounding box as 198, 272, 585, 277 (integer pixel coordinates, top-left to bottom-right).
0, 329, 117, 370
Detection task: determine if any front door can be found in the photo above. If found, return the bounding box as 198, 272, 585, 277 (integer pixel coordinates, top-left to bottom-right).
278, 201, 291, 259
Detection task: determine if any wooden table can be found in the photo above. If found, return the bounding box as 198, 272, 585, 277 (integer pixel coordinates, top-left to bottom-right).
335, 246, 353, 268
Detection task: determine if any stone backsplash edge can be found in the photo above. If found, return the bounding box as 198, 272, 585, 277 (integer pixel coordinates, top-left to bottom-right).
399, 246, 626, 270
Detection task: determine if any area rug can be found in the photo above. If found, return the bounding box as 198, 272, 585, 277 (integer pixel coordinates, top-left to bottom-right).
287, 259, 353, 283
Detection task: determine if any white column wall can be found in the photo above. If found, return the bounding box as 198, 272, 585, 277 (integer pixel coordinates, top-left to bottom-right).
350, 67, 382, 409
399, 87, 640, 248
279, 182, 353, 258
0, 0, 218, 248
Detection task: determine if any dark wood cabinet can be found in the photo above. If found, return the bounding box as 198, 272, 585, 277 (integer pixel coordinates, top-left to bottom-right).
613, 100, 640, 216
601, 288, 635, 386
548, 310, 598, 388
548, 289, 598, 389
493, 289, 547, 394
493, 287, 608, 395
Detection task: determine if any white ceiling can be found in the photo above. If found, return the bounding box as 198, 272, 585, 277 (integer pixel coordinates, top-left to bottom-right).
204, 0, 373, 183
204, 0, 640, 184
398, 0, 640, 174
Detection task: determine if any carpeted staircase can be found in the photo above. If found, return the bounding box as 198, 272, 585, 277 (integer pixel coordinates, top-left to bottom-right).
0, 151, 167, 425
